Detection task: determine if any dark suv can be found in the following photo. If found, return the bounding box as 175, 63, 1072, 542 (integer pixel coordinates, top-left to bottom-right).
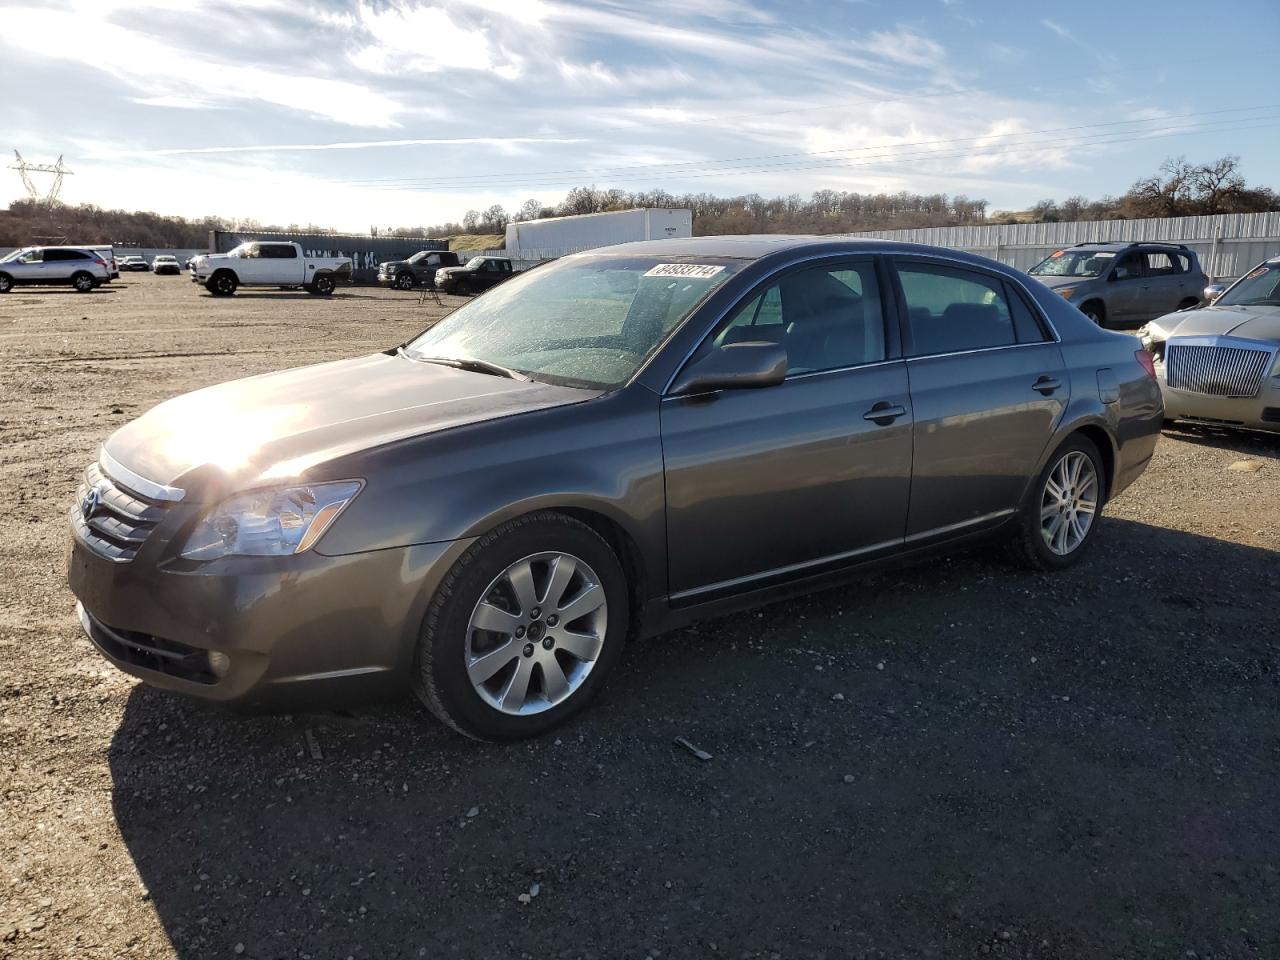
378, 250, 461, 290
434, 256, 515, 295
1028, 242, 1208, 328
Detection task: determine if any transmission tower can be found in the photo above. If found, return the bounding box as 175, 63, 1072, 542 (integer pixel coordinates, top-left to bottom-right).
10, 150, 73, 205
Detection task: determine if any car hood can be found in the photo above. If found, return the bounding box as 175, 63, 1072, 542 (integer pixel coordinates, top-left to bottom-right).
1029, 274, 1095, 291
1154, 303, 1280, 342
103, 352, 598, 494
380, 260, 408, 270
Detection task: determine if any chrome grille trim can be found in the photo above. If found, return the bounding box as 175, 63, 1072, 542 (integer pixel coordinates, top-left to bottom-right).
99, 446, 185, 502
1166, 337, 1275, 398
73, 461, 174, 562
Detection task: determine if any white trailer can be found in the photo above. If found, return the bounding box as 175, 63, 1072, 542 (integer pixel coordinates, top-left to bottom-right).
505, 208, 692, 260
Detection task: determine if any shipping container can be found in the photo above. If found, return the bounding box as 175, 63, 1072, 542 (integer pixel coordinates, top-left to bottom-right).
209, 230, 448, 284
504, 208, 692, 260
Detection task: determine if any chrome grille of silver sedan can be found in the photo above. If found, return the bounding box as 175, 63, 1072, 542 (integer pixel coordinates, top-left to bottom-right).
1166, 343, 1273, 397
71, 462, 172, 562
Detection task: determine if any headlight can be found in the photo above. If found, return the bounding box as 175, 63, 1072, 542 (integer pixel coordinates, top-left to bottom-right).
1056, 286, 1076, 300
180, 480, 362, 561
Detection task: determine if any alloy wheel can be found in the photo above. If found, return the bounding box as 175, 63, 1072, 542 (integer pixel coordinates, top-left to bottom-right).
465, 551, 607, 716
73, 274, 94, 291
1040, 451, 1098, 556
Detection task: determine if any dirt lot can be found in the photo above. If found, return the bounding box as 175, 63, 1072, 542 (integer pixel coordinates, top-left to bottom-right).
1, 271, 1278, 959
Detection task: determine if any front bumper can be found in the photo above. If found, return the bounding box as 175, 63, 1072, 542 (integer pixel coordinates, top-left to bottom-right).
1156, 361, 1280, 433
68, 527, 473, 705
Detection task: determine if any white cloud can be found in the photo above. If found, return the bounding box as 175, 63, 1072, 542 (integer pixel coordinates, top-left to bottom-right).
0, 0, 406, 127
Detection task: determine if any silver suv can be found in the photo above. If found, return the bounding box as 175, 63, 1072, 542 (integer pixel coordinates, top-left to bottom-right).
0, 246, 111, 293
1028, 242, 1207, 328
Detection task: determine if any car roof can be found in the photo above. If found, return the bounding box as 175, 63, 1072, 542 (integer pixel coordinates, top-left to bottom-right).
580, 235, 1022, 271
1067, 241, 1190, 251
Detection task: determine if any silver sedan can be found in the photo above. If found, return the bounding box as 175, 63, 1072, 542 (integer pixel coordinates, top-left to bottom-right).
1140, 257, 1280, 434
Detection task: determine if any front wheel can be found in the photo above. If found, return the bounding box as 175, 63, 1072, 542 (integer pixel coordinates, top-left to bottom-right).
71, 271, 96, 292
308, 274, 336, 296
1080, 302, 1105, 326
394, 272, 414, 291
1008, 435, 1105, 571
206, 272, 237, 296
413, 512, 629, 741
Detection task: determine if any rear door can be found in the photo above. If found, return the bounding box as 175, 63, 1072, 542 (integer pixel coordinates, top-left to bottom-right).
42, 249, 81, 280
1139, 249, 1191, 318
891, 257, 1067, 540
261, 243, 303, 283
661, 258, 913, 600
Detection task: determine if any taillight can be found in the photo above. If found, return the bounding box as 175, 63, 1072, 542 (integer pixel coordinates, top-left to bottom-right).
1135, 349, 1157, 380
92, 255, 106, 266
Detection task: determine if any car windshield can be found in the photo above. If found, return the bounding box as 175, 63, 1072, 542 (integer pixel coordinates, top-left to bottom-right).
0, 248, 30, 263
1217, 262, 1280, 307
1029, 250, 1116, 278
407, 252, 431, 263
404, 254, 743, 389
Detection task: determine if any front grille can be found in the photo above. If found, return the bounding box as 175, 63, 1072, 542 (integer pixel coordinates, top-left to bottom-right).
1166, 343, 1273, 397
71, 461, 172, 562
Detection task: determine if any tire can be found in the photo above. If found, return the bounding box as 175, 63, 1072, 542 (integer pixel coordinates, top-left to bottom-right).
1007, 434, 1106, 571
308, 274, 336, 296
0, 273, 12, 294
71, 271, 95, 293
394, 272, 415, 291
412, 511, 629, 741
206, 272, 237, 296
1080, 301, 1105, 326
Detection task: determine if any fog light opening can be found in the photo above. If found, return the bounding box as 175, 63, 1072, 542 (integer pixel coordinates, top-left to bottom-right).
207, 651, 231, 678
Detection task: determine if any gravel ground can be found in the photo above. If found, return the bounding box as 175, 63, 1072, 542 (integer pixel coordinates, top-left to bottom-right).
1, 272, 1278, 960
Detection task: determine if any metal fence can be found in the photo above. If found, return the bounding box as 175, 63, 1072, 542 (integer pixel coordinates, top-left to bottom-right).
849, 211, 1280, 280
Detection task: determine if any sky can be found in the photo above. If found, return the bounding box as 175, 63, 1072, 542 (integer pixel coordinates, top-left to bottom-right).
2, 0, 1277, 232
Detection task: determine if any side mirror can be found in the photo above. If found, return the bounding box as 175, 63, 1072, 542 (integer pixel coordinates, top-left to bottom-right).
669, 341, 787, 395
1203, 282, 1226, 302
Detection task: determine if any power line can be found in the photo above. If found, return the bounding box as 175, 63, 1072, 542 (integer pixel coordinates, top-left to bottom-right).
361, 116, 1279, 192
349, 104, 1280, 188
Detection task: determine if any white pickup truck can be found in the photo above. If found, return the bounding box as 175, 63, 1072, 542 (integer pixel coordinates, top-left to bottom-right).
189, 241, 352, 297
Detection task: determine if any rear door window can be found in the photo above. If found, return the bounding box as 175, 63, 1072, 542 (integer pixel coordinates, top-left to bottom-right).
1144, 251, 1177, 276
262, 244, 297, 259
895, 262, 1017, 356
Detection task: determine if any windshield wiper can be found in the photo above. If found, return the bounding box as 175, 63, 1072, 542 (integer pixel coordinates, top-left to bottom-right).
401, 349, 527, 381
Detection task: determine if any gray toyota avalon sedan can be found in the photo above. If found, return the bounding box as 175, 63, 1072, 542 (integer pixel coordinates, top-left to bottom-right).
68, 236, 1163, 740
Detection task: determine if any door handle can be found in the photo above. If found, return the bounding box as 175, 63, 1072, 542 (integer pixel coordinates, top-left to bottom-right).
1033, 376, 1062, 395
863, 402, 906, 425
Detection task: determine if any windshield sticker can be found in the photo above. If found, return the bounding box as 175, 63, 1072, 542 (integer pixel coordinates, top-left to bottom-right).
1092, 251, 1116, 258
644, 263, 725, 279
1049, 250, 1064, 258
1245, 266, 1270, 280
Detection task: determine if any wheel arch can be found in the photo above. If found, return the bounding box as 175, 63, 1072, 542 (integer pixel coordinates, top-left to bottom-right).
1070, 423, 1116, 501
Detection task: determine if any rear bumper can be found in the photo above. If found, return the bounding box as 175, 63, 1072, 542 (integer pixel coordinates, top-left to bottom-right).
68, 531, 473, 706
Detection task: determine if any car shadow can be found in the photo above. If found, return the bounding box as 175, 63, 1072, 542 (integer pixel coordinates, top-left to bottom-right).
109, 518, 1280, 958
197, 292, 390, 302
1163, 422, 1280, 457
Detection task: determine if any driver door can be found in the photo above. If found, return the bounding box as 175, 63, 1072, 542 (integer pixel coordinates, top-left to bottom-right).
660, 259, 912, 601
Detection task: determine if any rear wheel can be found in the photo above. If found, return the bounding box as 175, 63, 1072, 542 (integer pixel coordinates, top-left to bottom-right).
71, 271, 95, 292
413, 512, 629, 741
1008, 435, 1105, 571
0, 273, 12, 293
394, 271, 414, 290
207, 272, 237, 296
308, 274, 336, 296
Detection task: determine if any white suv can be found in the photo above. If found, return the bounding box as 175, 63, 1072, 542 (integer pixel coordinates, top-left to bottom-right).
0, 247, 111, 293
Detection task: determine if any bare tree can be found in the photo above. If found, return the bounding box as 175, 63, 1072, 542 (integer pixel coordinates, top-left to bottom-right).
462, 209, 480, 232
517, 198, 543, 222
